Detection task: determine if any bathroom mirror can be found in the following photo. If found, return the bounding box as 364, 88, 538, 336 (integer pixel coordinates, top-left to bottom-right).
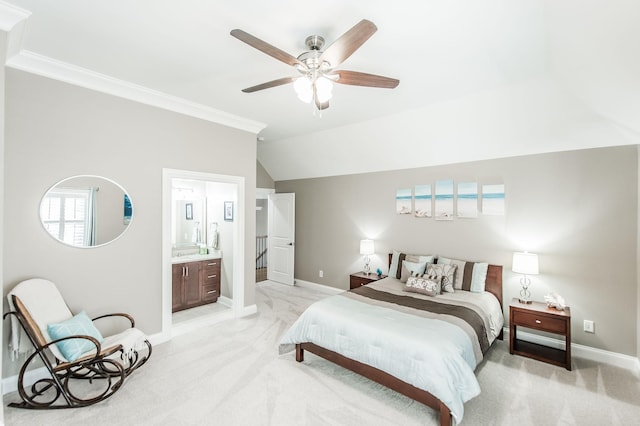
40, 175, 133, 248
173, 198, 205, 248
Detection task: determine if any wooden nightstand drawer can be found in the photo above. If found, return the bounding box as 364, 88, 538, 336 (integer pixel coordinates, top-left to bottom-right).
512, 310, 567, 334
349, 272, 387, 289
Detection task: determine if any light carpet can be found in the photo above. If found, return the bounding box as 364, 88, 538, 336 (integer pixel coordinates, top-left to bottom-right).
3, 281, 640, 425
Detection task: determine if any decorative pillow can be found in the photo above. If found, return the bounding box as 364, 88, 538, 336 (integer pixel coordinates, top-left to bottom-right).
438, 257, 489, 292
400, 260, 428, 283
425, 263, 457, 293
390, 251, 435, 279
470, 262, 489, 293
47, 311, 104, 362
405, 276, 441, 296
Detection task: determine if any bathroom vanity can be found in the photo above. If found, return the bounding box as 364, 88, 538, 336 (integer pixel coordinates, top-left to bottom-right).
172, 254, 221, 312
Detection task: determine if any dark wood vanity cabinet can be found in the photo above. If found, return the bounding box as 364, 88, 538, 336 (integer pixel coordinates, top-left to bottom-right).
202, 259, 221, 303
172, 259, 221, 312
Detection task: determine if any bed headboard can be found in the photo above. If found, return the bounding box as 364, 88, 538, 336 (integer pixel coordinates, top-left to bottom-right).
387, 253, 503, 308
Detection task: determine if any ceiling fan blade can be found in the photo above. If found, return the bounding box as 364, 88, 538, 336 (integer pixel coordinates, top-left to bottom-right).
241, 77, 296, 93
333, 70, 399, 88
231, 29, 305, 68
319, 19, 377, 68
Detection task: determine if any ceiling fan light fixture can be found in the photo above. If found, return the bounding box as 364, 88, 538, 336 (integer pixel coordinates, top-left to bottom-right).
314, 76, 333, 103
294, 77, 313, 103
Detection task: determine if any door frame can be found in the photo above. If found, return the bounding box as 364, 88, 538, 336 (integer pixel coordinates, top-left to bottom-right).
161, 168, 245, 340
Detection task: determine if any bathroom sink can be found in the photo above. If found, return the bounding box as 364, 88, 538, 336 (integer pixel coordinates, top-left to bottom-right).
171, 251, 222, 263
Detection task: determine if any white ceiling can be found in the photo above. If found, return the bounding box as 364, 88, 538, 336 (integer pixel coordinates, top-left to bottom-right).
4, 1, 640, 180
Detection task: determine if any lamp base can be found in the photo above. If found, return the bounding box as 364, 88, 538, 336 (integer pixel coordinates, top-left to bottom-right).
518, 298, 533, 304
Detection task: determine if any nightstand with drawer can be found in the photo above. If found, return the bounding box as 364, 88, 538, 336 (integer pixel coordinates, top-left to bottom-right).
509, 298, 572, 370
349, 272, 387, 289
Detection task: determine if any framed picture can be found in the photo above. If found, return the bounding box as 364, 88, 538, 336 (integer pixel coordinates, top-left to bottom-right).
224, 201, 234, 221
435, 179, 454, 220
185, 203, 193, 220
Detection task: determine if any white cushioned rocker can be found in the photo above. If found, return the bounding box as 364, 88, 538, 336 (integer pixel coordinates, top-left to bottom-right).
4, 278, 152, 409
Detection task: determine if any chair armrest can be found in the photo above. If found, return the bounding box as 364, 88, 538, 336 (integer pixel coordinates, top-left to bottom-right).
92, 313, 135, 328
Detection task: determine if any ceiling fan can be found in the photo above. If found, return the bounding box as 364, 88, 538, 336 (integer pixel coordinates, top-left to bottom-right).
230, 19, 399, 111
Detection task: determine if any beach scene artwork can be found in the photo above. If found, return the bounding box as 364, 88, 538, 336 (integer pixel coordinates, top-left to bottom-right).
435, 180, 454, 220
482, 184, 505, 215
396, 188, 412, 215
414, 185, 432, 217
457, 182, 478, 218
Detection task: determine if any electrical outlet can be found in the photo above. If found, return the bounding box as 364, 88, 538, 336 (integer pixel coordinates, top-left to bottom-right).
583, 320, 595, 333
319, 270, 323, 278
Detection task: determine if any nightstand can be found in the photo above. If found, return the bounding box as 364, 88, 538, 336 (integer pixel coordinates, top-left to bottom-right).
509, 298, 572, 370
349, 272, 387, 289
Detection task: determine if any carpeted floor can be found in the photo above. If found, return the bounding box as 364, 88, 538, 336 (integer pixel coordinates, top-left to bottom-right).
3, 281, 640, 425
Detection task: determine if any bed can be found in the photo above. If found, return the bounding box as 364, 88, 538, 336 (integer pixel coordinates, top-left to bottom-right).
279, 254, 503, 426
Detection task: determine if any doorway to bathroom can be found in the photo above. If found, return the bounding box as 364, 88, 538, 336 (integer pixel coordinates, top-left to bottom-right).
162, 168, 246, 338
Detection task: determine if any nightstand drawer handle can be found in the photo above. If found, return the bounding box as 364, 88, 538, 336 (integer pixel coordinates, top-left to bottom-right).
535, 319, 542, 324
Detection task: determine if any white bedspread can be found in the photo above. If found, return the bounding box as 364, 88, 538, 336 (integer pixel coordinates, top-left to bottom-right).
279, 279, 504, 423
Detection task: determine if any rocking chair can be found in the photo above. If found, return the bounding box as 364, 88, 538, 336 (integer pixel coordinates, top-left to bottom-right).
4, 278, 152, 409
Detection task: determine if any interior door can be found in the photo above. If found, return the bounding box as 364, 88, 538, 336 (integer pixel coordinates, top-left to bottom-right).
268, 193, 295, 285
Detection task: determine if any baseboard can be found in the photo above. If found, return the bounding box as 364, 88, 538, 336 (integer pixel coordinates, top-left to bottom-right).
294, 279, 344, 295
503, 327, 640, 372
218, 295, 232, 308
2, 365, 49, 396
240, 304, 258, 316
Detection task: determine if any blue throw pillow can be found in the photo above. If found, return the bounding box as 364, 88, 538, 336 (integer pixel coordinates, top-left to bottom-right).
47, 311, 104, 362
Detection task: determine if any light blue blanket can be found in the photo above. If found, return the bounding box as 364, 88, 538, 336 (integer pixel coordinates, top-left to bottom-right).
280, 294, 483, 423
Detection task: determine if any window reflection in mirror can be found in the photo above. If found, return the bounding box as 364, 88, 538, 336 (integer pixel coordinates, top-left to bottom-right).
40, 175, 133, 248
172, 179, 206, 250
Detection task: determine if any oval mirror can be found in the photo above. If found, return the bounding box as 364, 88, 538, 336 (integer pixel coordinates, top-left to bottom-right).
39, 175, 133, 248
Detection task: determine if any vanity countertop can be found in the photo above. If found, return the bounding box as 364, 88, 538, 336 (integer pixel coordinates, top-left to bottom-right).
171, 251, 222, 264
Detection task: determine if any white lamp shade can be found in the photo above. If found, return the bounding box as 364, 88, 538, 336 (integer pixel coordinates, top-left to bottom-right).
512, 252, 539, 275
359, 239, 375, 255
293, 77, 313, 103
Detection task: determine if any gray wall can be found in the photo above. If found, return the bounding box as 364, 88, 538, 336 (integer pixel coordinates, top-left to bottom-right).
276, 146, 638, 356
3, 69, 257, 376
257, 160, 275, 189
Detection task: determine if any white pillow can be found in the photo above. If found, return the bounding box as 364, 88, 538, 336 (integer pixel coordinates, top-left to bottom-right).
400, 260, 428, 283
470, 262, 489, 293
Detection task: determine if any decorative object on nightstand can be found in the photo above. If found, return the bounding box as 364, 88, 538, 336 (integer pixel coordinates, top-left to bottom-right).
512, 251, 539, 304
544, 292, 567, 310
350, 271, 387, 289
359, 239, 375, 275
376, 268, 382, 277
509, 298, 571, 370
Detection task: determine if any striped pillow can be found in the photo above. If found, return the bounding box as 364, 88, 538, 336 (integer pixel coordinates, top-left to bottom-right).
389, 250, 435, 279
438, 257, 489, 292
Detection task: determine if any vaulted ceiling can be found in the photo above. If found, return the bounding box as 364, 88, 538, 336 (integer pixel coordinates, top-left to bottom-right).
4, 1, 640, 180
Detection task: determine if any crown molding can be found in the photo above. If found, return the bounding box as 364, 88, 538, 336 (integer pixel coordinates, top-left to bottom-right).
0, 1, 30, 32
6, 50, 267, 135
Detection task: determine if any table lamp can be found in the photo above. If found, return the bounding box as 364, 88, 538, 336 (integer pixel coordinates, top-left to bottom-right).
360, 240, 375, 275
512, 251, 539, 304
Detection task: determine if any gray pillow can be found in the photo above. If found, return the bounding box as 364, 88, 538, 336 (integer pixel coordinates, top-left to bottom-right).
404, 276, 441, 296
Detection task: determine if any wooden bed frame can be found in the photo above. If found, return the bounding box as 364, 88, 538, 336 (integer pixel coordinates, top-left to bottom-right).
295, 255, 503, 426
